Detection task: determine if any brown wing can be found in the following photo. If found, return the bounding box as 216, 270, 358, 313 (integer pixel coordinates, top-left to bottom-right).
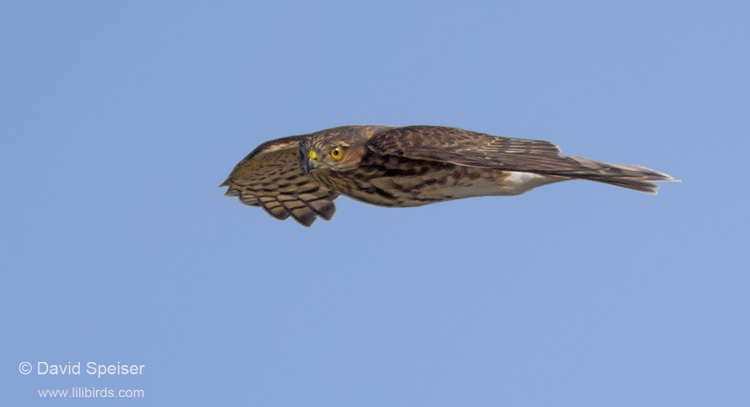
220, 136, 338, 226
367, 125, 572, 172
367, 126, 675, 193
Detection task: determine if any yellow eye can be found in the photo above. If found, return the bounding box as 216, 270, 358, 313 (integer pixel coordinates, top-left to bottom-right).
330, 147, 343, 160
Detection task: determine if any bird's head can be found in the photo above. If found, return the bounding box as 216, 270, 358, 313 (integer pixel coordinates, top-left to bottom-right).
299, 126, 387, 174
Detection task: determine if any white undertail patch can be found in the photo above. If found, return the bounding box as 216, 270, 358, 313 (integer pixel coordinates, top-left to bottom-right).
498, 172, 563, 195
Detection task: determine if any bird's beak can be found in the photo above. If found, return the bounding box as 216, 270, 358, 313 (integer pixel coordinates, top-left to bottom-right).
299, 145, 318, 174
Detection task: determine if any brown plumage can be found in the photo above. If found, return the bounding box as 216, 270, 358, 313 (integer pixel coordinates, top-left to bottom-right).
221, 125, 677, 226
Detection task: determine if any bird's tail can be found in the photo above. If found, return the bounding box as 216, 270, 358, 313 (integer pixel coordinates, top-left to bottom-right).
564, 156, 678, 194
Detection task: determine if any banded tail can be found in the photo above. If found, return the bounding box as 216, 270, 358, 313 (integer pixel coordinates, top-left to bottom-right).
563, 156, 678, 194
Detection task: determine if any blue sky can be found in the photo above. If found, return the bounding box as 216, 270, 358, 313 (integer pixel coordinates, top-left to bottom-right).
2, 1, 748, 405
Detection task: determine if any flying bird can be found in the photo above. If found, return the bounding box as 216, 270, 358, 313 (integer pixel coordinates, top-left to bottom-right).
220, 125, 676, 226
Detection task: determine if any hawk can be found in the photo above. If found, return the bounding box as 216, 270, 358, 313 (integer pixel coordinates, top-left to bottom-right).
220, 125, 676, 226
